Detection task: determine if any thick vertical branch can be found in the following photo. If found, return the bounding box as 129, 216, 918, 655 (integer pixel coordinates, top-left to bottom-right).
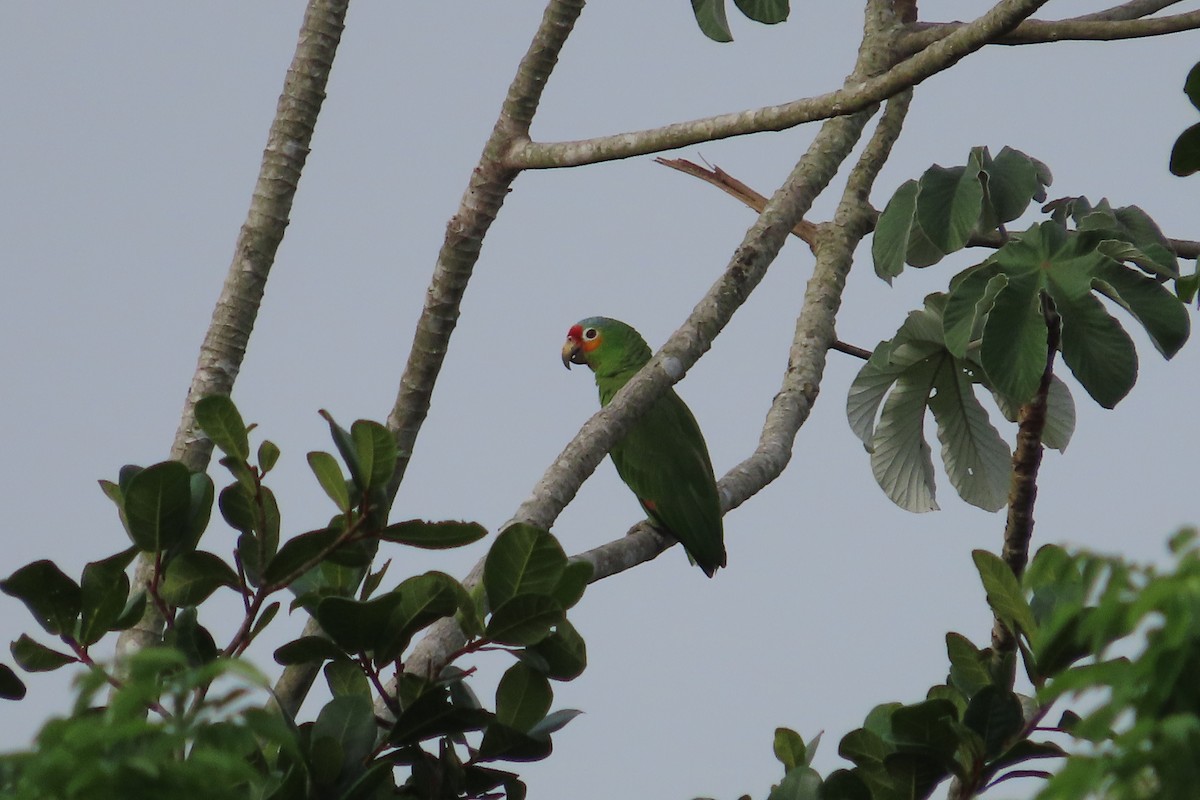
384, 0, 585, 498
990, 298, 1061, 657
272, 0, 587, 719
115, 0, 350, 669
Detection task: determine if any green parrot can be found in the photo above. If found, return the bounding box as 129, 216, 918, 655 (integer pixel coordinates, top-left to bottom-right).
561, 317, 726, 577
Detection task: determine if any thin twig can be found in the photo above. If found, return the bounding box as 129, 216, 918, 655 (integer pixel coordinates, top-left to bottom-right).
655, 157, 821, 250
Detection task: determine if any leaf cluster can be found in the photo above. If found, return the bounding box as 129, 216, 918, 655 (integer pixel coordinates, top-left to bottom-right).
854, 147, 1190, 513
1, 396, 590, 800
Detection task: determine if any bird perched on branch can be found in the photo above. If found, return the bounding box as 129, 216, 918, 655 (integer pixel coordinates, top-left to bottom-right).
562, 317, 726, 577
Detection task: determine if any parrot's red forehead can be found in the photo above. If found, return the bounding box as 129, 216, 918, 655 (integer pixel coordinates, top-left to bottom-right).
567, 323, 583, 341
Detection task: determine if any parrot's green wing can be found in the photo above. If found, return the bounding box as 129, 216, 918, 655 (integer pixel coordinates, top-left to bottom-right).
609, 388, 726, 577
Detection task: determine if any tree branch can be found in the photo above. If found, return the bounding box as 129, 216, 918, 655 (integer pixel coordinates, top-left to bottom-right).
504, 0, 1049, 169
115, 0, 350, 671
901, 7, 1200, 52
387, 1, 917, 700
1074, 0, 1184, 23
272, 0, 587, 717
383, 0, 585, 498
571, 91, 914, 581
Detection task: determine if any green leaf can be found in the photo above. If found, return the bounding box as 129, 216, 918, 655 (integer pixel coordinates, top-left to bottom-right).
319, 409, 363, 492
774, 727, 807, 771
388, 688, 491, 746
484, 524, 567, 609
691, 0, 733, 42
820, 770, 872, 800
528, 618, 587, 681
262, 527, 342, 587
915, 163, 983, 257
307, 451, 351, 512
884, 753, 947, 799
928, 356, 1010, 512
978, 146, 1050, 227
528, 708, 583, 739
114, 590, 147, 631
890, 699, 960, 761
182, 471, 214, 552
78, 550, 135, 645
477, 722, 554, 763
991, 375, 1076, 453
97, 478, 123, 508
11, 634, 76, 672
978, 267, 1046, 404
351, 419, 396, 493
160, 550, 239, 606
767, 766, 822, 800
1091, 259, 1190, 358
979, 739, 1066, 786
166, 606, 217, 666
945, 632, 992, 699
872, 179, 920, 283
360, 558, 391, 600
732, 0, 788, 25
869, 355, 939, 513
325, 658, 369, 698
551, 560, 592, 610
942, 265, 1006, 359
1052, 287, 1137, 408
122, 460, 193, 552
1170, 122, 1200, 177
315, 594, 401, 655
962, 685, 1023, 758
274, 635, 347, 665
257, 439, 281, 474
194, 395, 250, 461
847, 295, 1012, 513
1, 560, 81, 636
377, 572, 463, 663
486, 595, 565, 646
313, 694, 377, 780
382, 519, 488, 550
496, 662, 552, 732
0, 663, 26, 700
218, 483, 256, 534
972, 550, 1037, 639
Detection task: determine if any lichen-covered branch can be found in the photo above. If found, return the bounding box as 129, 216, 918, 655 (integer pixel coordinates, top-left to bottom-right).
274, 0, 587, 716
504, 0, 1048, 169
901, 7, 1200, 52
383, 0, 585, 498
115, 0, 350, 669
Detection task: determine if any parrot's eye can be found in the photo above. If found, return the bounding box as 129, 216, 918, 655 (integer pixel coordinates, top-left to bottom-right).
583, 328, 598, 341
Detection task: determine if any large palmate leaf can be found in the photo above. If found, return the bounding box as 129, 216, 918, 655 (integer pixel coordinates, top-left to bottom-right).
848, 295, 1011, 513
873, 147, 1051, 282
944, 221, 1189, 408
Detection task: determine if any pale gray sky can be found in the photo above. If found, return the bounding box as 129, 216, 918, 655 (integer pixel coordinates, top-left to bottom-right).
2, 3, 1198, 799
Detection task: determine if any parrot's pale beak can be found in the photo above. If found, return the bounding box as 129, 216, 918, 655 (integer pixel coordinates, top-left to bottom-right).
562, 338, 584, 369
